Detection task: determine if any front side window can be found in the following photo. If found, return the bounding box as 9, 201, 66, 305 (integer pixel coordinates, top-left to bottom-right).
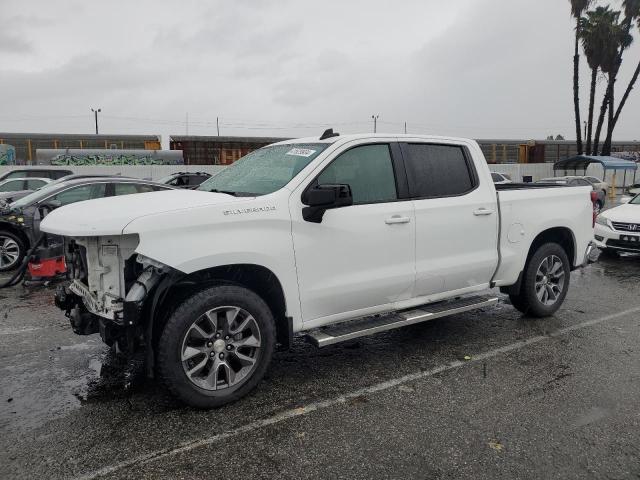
26, 179, 46, 189
403, 144, 475, 198
199, 143, 329, 196
316, 144, 397, 204
50, 183, 107, 206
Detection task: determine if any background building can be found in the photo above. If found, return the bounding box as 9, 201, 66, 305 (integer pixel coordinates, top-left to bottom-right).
170, 136, 288, 165
3, 132, 639, 165
172, 135, 640, 165
0, 133, 161, 164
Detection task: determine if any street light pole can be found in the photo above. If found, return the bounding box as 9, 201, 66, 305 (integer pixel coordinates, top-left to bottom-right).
371, 114, 379, 134
91, 108, 101, 134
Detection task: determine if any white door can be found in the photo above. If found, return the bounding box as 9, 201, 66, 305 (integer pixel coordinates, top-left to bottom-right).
290, 142, 416, 325
401, 142, 499, 296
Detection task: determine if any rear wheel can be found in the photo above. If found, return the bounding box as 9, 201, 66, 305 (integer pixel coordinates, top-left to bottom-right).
0, 230, 25, 272
509, 243, 570, 318
157, 285, 276, 408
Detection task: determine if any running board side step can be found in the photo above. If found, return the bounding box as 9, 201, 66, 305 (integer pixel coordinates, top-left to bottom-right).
305, 295, 499, 348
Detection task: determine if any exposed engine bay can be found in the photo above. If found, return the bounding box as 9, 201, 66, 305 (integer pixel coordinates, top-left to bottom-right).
55, 234, 171, 354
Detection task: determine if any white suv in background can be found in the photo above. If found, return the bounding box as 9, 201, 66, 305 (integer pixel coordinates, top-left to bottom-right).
595, 194, 640, 256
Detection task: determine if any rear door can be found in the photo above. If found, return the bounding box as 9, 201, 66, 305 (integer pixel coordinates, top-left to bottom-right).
290, 141, 416, 324
400, 142, 499, 296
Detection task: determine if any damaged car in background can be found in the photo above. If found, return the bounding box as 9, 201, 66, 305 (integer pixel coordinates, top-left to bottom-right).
0, 177, 174, 271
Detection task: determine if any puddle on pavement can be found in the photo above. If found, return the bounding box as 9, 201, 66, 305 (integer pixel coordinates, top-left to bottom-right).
593, 253, 640, 283
1, 345, 150, 434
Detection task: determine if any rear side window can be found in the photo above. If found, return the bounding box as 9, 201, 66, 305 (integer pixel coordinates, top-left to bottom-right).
51, 183, 107, 206
190, 175, 209, 186
403, 144, 476, 198
0, 179, 24, 192
316, 144, 397, 204
135, 184, 157, 193
113, 183, 139, 196
6, 171, 27, 179
491, 173, 502, 182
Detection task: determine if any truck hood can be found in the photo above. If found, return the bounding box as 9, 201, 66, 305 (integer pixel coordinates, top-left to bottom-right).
40, 189, 247, 236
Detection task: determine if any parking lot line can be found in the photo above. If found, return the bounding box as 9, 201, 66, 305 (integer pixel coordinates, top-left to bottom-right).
75, 305, 640, 480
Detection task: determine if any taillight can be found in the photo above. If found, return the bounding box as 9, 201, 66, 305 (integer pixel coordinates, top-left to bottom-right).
590, 191, 597, 227
590, 191, 598, 204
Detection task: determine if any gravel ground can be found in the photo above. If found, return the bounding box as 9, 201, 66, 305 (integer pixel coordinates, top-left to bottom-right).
1, 253, 640, 479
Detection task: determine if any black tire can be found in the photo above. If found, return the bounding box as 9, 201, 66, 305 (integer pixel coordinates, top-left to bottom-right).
157, 285, 276, 408
510, 242, 570, 318
0, 230, 26, 272
508, 292, 528, 312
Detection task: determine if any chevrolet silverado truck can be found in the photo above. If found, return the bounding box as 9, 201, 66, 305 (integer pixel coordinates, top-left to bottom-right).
41, 132, 595, 408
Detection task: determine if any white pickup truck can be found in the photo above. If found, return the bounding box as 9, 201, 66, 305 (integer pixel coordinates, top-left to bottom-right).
42, 132, 595, 408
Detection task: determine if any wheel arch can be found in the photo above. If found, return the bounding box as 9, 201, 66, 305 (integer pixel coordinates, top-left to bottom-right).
500, 226, 576, 296
148, 263, 291, 367
527, 226, 576, 269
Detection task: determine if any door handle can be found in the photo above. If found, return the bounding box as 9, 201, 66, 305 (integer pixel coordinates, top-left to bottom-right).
473, 208, 494, 216
385, 215, 411, 225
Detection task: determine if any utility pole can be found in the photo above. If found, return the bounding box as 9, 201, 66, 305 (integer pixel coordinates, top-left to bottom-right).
404, 121, 407, 134
186, 112, 189, 135
91, 108, 101, 134
371, 114, 379, 134
216, 117, 220, 136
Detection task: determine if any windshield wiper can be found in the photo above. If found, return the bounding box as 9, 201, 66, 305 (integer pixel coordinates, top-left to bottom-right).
208, 189, 238, 196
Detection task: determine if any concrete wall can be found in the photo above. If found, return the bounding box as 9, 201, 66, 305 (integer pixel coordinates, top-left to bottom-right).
1, 163, 636, 186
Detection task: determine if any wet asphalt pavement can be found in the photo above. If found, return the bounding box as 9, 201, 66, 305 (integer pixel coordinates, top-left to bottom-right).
1, 254, 640, 479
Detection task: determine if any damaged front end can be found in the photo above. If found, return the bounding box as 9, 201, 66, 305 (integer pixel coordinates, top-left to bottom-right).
55, 235, 174, 355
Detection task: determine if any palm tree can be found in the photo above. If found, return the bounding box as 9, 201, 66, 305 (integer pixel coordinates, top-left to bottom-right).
579, 7, 624, 154
579, 10, 605, 154
601, 0, 640, 155
589, 8, 631, 154
570, 0, 591, 155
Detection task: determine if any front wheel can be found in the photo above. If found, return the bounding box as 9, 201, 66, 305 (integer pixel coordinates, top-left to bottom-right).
509, 242, 570, 318
157, 285, 276, 408
0, 230, 25, 272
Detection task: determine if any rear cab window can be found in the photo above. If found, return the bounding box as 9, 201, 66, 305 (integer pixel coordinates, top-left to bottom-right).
401, 143, 477, 198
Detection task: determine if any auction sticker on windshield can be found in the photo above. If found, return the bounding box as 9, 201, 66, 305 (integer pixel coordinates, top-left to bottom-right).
286, 148, 316, 157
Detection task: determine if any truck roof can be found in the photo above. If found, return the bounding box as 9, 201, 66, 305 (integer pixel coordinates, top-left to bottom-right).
271, 133, 477, 146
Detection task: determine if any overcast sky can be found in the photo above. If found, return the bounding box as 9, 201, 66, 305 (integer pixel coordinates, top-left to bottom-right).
1, 0, 639, 147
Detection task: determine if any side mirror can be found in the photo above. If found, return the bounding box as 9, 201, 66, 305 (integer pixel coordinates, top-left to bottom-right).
302, 184, 353, 223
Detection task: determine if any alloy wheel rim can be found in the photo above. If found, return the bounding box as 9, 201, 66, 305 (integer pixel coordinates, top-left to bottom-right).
0, 236, 20, 269
535, 255, 565, 306
181, 306, 261, 391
